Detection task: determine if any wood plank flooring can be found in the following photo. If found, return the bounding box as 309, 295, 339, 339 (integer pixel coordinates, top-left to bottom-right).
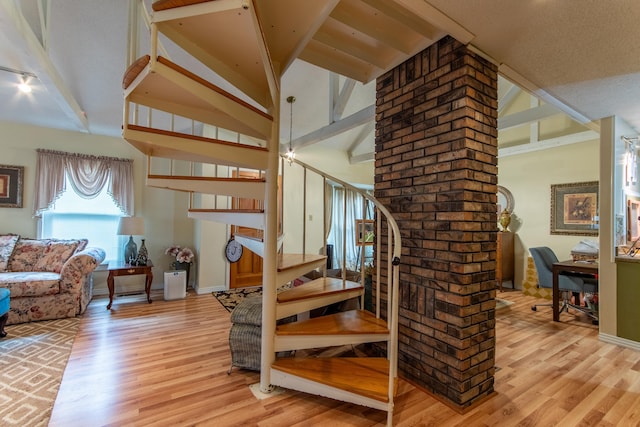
49, 289, 640, 426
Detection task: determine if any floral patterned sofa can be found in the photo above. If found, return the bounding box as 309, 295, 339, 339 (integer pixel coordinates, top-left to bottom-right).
0, 234, 106, 324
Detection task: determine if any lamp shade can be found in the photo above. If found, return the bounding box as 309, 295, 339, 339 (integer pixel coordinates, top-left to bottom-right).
117, 216, 144, 236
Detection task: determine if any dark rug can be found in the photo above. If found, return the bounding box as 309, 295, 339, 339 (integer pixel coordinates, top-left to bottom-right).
213, 284, 291, 312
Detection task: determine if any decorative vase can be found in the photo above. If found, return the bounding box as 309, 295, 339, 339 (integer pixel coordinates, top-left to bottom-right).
124, 236, 137, 265
174, 261, 191, 287
135, 239, 148, 266
499, 209, 511, 232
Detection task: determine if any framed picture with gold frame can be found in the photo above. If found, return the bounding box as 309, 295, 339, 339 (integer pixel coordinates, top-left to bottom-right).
550, 181, 598, 236
356, 219, 374, 246
0, 164, 24, 208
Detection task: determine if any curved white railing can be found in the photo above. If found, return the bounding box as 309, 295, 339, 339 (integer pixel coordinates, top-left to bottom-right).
282, 156, 402, 403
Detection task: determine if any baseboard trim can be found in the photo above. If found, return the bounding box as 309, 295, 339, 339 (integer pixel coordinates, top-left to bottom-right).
599, 332, 640, 351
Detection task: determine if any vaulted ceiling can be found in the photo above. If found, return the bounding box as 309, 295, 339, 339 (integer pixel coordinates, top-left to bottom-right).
1, 0, 638, 164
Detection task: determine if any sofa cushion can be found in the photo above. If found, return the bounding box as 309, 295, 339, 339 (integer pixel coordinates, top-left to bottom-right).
7, 238, 49, 272
34, 240, 80, 273
0, 234, 19, 272
0, 271, 61, 297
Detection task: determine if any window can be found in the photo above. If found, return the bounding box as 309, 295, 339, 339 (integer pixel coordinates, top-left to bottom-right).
40, 177, 123, 261
34, 149, 134, 262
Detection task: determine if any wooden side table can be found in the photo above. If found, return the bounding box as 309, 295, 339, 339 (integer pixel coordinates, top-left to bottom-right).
106, 260, 153, 309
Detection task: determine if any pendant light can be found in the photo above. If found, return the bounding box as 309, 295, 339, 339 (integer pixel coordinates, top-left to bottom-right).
285, 95, 296, 165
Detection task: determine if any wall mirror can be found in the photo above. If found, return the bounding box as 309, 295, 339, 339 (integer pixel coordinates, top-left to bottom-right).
497, 185, 515, 214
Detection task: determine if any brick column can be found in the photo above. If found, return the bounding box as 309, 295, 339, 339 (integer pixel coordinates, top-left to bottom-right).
375, 36, 498, 410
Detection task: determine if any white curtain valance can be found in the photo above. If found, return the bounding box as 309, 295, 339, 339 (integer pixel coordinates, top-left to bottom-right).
34, 149, 134, 216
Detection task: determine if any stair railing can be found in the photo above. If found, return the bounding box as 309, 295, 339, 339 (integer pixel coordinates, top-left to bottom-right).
281, 156, 402, 396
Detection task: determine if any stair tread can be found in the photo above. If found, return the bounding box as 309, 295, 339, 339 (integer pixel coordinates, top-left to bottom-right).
124, 55, 272, 139
272, 357, 394, 403
276, 309, 388, 335
128, 125, 268, 153
189, 208, 263, 213
234, 230, 264, 240
124, 125, 269, 170
148, 174, 265, 183
276, 254, 326, 273
277, 277, 362, 303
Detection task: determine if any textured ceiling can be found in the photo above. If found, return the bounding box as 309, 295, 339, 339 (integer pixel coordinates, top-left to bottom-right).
1, 0, 639, 150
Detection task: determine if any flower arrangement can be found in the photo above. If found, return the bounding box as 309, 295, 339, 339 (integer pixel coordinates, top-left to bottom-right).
165, 245, 195, 264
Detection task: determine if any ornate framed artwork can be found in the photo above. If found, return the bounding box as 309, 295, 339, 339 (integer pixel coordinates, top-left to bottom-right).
0, 165, 24, 208
550, 181, 598, 236
356, 219, 374, 246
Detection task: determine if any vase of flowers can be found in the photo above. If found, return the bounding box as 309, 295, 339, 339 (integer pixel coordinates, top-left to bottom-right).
165, 245, 195, 287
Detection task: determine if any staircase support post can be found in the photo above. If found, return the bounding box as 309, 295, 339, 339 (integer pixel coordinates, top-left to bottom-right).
260, 97, 280, 393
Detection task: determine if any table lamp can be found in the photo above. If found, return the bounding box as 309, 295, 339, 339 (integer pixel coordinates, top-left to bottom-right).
117, 216, 144, 264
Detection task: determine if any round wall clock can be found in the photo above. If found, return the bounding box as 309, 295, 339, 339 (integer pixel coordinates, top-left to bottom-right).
225, 238, 243, 263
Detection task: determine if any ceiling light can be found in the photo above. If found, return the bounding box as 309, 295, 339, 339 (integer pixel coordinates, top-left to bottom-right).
18, 78, 32, 93
286, 95, 296, 165
0, 65, 37, 94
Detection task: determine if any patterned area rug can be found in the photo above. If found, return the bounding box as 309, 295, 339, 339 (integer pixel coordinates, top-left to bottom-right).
213, 284, 291, 312
0, 318, 79, 427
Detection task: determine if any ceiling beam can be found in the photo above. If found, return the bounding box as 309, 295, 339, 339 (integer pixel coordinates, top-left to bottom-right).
0, 0, 89, 132
498, 103, 562, 131
350, 152, 375, 164
499, 130, 600, 157
348, 121, 374, 164
286, 104, 374, 150
332, 74, 356, 121
497, 82, 519, 114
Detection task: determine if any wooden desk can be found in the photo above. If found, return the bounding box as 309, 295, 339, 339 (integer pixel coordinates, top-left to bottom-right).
551, 260, 598, 322
107, 261, 153, 309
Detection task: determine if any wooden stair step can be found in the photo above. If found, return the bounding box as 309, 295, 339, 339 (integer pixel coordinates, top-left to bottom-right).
275, 254, 328, 291
123, 125, 269, 170
147, 174, 265, 199
188, 209, 264, 229
275, 277, 364, 320
277, 254, 326, 273
233, 232, 284, 258
276, 309, 388, 336
271, 357, 394, 403
123, 55, 272, 139
150, 0, 273, 109
277, 277, 363, 303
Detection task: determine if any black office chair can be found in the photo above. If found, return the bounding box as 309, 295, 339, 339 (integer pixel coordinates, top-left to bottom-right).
529, 247, 598, 322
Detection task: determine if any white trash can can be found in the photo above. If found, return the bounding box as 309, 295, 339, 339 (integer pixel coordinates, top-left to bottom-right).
164, 270, 186, 300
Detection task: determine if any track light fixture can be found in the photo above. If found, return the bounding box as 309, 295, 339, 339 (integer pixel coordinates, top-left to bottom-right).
0, 65, 37, 94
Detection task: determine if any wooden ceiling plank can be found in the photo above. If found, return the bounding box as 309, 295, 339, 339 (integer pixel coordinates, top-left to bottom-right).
360, 0, 441, 40
330, 0, 415, 54
390, 0, 474, 44
313, 25, 391, 70
299, 39, 377, 83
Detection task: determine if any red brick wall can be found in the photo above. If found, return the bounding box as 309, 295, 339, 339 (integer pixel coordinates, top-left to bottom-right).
375, 36, 498, 410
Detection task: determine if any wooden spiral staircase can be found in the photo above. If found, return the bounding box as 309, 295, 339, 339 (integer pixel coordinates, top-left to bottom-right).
119, 1, 419, 424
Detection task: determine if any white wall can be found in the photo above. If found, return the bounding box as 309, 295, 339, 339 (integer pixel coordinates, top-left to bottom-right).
0, 121, 195, 295
497, 138, 600, 287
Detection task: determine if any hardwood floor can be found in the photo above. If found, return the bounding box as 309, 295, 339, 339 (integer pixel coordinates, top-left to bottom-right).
49, 289, 640, 426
